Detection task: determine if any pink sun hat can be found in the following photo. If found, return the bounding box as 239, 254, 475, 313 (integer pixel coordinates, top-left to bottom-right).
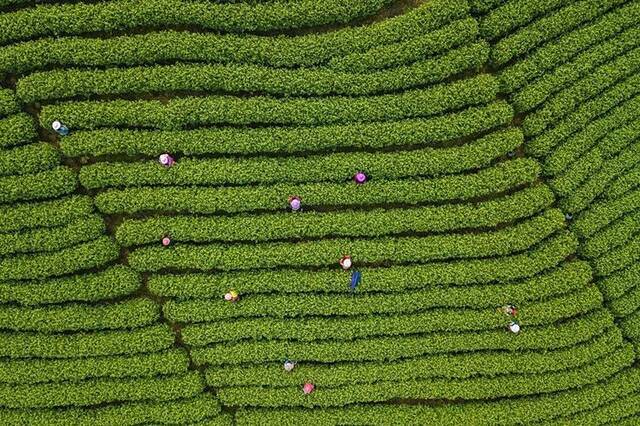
288, 196, 301, 211
354, 171, 367, 184
302, 382, 315, 394
159, 153, 175, 167
161, 236, 171, 246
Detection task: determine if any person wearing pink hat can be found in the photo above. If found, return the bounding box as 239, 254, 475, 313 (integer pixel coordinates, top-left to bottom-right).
354, 171, 367, 184
159, 153, 175, 167
302, 382, 315, 394
161, 236, 171, 246
288, 196, 301, 212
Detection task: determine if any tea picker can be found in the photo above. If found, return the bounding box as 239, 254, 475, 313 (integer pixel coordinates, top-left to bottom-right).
508, 321, 520, 334
224, 290, 240, 303
51, 120, 69, 136
159, 153, 175, 167
339, 255, 352, 271
289, 196, 301, 212
354, 171, 368, 185
350, 270, 362, 292
161, 236, 171, 246
302, 382, 315, 394
283, 360, 296, 372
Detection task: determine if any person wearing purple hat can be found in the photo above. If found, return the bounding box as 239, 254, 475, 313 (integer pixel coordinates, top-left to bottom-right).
288, 196, 301, 212
159, 153, 175, 167
354, 171, 367, 184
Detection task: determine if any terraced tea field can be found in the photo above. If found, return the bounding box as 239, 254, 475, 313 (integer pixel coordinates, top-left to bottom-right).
0, 0, 639, 424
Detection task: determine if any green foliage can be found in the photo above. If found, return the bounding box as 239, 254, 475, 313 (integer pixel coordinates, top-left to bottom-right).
0, 266, 140, 305
95, 159, 540, 215
0, 0, 465, 70
527, 73, 640, 157
217, 346, 632, 407
0, 114, 36, 149
206, 327, 621, 386
0, 349, 188, 384
580, 209, 640, 259
116, 184, 551, 247
572, 188, 640, 239
0, 142, 59, 177
0, 215, 105, 257
497, 0, 640, 93
619, 309, 640, 340
128, 210, 565, 273
148, 233, 578, 296
162, 262, 591, 320
560, 142, 640, 214
0, 89, 17, 118
39, 74, 499, 130
0, 394, 222, 426
0, 0, 392, 45
0, 298, 159, 333
592, 235, 640, 278
480, 0, 572, 40
512, 26, 640, 113
606, 163, 640, 199
0, 195, 93, 233
190, 309, 614, 365
180, 287, 602, 346
17, 43, 489, 103
0, 166, 77, 204
609, 285, 640, 317
598, 262, 640, 301
81, 128, 522, 189
522, 46, 640, 137
0, 236, 119, 280
0, 324, 175, 359
327, 18, 478, 72
490, 0, 626, 66
549, 117, 640, 196
0, 371, 204, 409
543, 94, 640, 175
234, 367, 640, 425
60, 101, 513, 157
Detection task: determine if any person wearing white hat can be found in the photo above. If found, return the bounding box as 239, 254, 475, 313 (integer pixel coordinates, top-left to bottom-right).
283, 360, 296, 372
339, 255, 352, 271
51, 120, 69, 136
508, 321, 520, 334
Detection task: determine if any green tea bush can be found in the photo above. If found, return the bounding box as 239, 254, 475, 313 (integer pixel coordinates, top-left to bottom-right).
0, 266, 140, 305
0, 0, 465, 68
206, 327, 621, 387
480, 0, 573, 40
190, 309, 614, 365
0, 215, 105, 256
0, 371, 204, 409
572, 189, 640, 238
0, 196, 93, 233
127, 210, 565, 273
0, 143, 59, 177
216, 346, 632, 407
17, 43, 489, 103
0, 394, 222, 426
115, 184, 551, 247
497, 1, 640, 93
490, 0, 625, 65
39, 74, 499, 130
0, 89, 17, 118
0, 236, 119, 280
0, 0, 392, 45
148, 233, 578, 296
233, 367, 640, 425
580, 210, 640, 259
522, 46, 640, 137
60, 101, 513, 157
0, 298, 159, 332
512, 26, 640, 112
0, 166, 77, 204
95, 159, 540, 215
162, 262, 591, 319
0, 114, 36, 149
180, 287, 601, 345
81, 128, 521, 189
0, 324, 175, 359
0, 349, 188, 384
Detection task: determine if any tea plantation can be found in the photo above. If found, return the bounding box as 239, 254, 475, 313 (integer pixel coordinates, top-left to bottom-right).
0, 0, 639, 424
